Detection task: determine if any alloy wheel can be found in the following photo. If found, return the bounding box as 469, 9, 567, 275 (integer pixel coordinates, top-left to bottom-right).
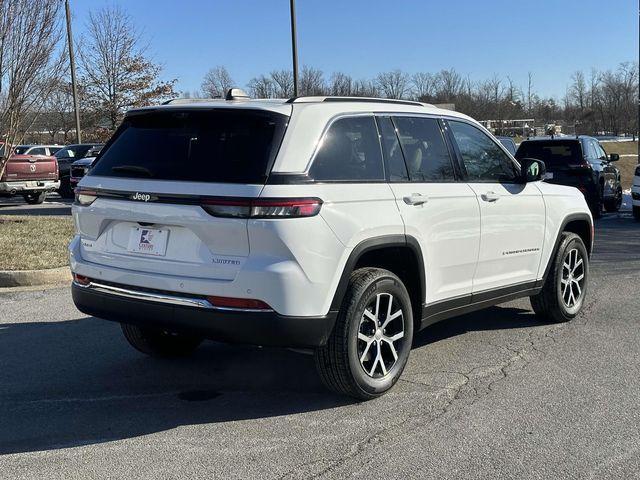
561, 248, 585, 308
357, 293, 405, 378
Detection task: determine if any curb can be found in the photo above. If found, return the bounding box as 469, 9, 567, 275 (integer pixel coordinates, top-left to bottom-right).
0, 266, 71, 288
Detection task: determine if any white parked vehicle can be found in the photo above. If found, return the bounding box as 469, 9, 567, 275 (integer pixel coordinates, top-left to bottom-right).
633, 165, 640, 220
70, 93, 593, 399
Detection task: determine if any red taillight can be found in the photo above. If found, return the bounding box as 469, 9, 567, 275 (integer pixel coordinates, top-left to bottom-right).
206, 295, 272, 310
201, 197, 322, 219
73, 273, 90, 285
74, 187, 97, 206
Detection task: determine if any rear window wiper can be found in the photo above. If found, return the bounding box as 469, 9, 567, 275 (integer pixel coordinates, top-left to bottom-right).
111, 165, 154, 177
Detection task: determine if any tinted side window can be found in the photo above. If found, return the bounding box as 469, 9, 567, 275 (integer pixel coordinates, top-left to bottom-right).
449, 121, 518, 182
376, 116, 408, 181
393, 117, 455, 182
592, 140, 607, 160
30, 147, 46, 155
310, 116, 384, 181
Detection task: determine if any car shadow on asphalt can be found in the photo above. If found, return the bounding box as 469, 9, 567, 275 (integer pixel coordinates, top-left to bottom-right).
0, 305, 543, 455
413, 305, 540, 348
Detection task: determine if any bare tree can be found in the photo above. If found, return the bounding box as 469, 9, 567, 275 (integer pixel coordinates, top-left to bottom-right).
376, 70, 409, 99
411, 72, 436, 101
0, 0, 64, 175
270, 69, 294, 97
247, 74, 275, 98
41, 78, 75, 142
78, 5, 176, 132
299, 66, 325, 96
435, 69, 465, 100
201, 65, 234, 98
329, 72, 353, 96
352, 79, 379, 97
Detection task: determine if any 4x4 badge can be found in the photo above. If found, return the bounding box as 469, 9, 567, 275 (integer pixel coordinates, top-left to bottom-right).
131, 192, 156, 202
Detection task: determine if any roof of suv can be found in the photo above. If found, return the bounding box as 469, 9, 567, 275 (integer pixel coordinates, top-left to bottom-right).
127, 96, 471, 120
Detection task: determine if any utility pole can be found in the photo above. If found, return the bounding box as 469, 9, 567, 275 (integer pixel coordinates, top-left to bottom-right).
289, 0, 299, 97
65, 0, 82, 143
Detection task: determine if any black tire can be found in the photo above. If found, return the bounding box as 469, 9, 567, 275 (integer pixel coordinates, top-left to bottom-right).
530, 232, 589, 323
58, 177, 75, 199
120, 323, 203, 357
604, 186, 622, 212
315, 267, 414, 400
22, 191, 46, 204
634, 206, 640, 221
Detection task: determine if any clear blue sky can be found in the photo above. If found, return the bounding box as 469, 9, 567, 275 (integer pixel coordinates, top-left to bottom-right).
72, 0, 638, 98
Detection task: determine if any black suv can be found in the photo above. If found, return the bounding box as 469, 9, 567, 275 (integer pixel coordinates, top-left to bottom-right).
55, 144, 104, 198
516, 136, 622, 216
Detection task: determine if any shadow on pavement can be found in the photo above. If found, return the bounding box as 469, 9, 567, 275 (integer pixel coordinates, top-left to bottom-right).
0, 301, 545, 455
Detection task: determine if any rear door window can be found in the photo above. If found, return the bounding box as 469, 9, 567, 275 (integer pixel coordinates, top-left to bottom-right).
392, 116, 455, 182
90, 109, 288, 184
309, 116, 384, 181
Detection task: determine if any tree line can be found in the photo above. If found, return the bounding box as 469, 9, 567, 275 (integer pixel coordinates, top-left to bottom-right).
1, 0, 637, 180
199, 63, 638, 138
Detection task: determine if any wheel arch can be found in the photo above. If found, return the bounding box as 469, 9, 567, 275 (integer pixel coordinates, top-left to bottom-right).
329, 235, 425, 325
540, 213, 593, 284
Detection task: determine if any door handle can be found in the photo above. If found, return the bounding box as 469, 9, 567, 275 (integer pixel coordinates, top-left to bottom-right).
403, 193, 428, 206
481, 191, 500, 202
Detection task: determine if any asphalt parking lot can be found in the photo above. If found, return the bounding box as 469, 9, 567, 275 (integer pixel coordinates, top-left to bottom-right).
0, 193, 72, 216
0, 213, 638, 479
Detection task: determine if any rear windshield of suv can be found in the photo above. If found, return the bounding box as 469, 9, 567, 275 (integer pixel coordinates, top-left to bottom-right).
515, 141, 582, 170
90, 109, 288, 184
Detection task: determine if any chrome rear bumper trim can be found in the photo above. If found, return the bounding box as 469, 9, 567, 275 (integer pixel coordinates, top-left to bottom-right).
72, 280, 273, 313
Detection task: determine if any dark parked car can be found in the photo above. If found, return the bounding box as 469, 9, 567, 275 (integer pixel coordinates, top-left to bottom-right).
55, 144, 103, 198
516, 136, 622, 216
69, 156, 97, 189
496, 136, 517, 156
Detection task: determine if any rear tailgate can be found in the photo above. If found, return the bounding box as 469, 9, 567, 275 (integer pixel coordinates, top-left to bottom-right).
3, 155, 58, 181
73, 107, 289, 281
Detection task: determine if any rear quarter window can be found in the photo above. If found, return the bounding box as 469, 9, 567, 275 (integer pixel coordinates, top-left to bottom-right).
90, 109, 288, 184
309, 116, 384, 181
516, 141, 582, 169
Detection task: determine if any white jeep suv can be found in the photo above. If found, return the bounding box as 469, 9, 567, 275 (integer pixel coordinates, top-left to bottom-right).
70, 94, 593, 399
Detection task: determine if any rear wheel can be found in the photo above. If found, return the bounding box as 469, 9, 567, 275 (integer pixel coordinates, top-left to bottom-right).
315, 267, 414, 400
120, 323, 203, 357
22, 191, 46, 204
604, 186, 622, 212
530, 232, 588, 323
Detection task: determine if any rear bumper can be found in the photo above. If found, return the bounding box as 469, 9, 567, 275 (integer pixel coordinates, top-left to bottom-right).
71, 281, 337, 348
0, 179, 60, 193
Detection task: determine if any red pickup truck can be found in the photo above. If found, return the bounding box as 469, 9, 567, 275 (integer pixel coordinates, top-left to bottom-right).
0, 146, 60, 204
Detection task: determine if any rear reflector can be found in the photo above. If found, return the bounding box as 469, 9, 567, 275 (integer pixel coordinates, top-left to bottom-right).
206, 295, 272, 310
201, 197, 322, 219
73, 273, 91, 285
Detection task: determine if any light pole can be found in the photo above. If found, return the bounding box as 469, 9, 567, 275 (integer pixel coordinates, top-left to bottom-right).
65, 0, 82, 143
289, 0, 299, 97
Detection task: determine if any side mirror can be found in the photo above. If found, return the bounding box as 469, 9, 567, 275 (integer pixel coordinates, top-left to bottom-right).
608, 153, 619, 162
520, 158, 546, 182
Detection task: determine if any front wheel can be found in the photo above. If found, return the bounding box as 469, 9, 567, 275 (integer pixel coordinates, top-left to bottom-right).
120, 323, 203, 357
530, 232, 589, 323
604, 186, 622, 212
22, 191, 46, 204
315, 267, 414, 400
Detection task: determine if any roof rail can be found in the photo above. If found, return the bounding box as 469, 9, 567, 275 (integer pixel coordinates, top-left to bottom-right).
161, 98, 220, 105
286, 96, 424, 107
